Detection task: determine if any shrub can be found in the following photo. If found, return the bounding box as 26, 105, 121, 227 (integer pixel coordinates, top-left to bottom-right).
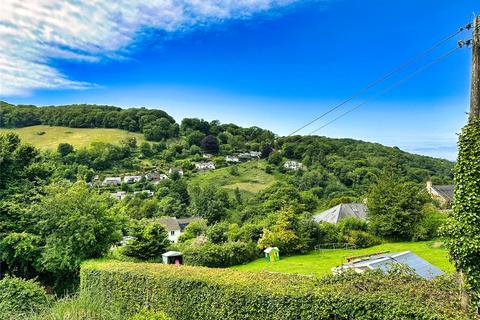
342, 230, 381, 248
80, 260, 475, 319
122, 220, 170, 260
182, 241, 257, 268
0, 276, 49, 319
129, 308, 172, 320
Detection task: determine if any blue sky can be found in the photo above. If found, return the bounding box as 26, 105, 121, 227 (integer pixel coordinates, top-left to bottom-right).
1, 1, 478, 160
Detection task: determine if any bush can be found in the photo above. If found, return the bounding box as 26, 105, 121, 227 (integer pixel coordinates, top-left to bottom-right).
129, 308, 172, 320
342, 230, 381, 248
80, 260, 475, 319
0, 276, 49, 319
122, 220, 170, 260
182, 241, 257, 268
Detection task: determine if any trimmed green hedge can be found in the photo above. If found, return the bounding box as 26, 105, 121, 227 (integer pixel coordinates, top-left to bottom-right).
80, 260, 473, 320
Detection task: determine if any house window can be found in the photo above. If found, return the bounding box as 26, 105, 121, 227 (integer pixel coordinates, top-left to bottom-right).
170, 231, 175, 236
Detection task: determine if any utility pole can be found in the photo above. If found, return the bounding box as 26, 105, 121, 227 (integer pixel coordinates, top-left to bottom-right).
470, 16, 480, 120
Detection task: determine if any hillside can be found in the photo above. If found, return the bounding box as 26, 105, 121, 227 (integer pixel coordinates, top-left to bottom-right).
0, 125, 145, 150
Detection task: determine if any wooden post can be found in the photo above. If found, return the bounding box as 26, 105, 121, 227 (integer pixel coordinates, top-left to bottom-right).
470, 16, 480, 120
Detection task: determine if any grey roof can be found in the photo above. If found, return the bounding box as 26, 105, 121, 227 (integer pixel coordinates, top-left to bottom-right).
162, 251, 183, 257
177, 217, 204, 231
431, 185, 454, 202
343, 251, 445, 280
313, 203, 367, 224
157, 217, 204, 232
157, 218, 180, 231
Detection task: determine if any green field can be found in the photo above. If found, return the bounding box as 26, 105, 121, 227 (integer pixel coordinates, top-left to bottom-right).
190, 160, 280, 195
0, 125, 145, 150
231, 241, 454, 276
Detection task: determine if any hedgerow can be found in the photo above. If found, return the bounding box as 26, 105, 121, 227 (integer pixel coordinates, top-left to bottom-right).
80, 260, 474, 320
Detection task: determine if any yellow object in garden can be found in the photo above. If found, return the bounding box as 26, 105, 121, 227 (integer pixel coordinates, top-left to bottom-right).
264, 247, 280, 262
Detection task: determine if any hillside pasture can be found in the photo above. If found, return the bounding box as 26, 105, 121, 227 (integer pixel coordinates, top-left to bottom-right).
231, 241, 454, 276
0, 125, 145, 150
190, 160, 279, 195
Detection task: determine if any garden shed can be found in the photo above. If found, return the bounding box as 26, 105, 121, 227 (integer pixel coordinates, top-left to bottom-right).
162, 251, 183, 265
264, 247, 280, 262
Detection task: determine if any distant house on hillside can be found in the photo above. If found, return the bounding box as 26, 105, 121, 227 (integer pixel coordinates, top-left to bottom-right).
226, 155, 239, 163
124, 175, 142, 183
250, 151, 261, 158
332, 251, 445, 280
168, 168, 184, 176
157, 217, 204, 243
238, 152, 251, 160
102, 177, 121, 186
110, 191, 127, 200
426, 180, 453, 208
284, 160, 303, 170
133, 190, 154, 197
195, 162, 215, 170
313, 203, 367, 224
145, 172, 168, 182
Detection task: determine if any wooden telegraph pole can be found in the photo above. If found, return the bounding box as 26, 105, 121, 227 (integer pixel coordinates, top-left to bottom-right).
470, 16, 480, 120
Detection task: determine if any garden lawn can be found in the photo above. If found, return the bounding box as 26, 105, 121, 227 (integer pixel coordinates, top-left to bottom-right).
231, 241, 454, 276
0, 125, 145, 150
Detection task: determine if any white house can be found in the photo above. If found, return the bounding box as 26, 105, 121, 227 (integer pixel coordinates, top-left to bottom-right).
195, 162, 215, 170
168, 168, 184, 176
124, 175, 142, 183
157, 217, 204, 243
110, 191, 127, 200
250, 151, 261, 158
238, 152, 251, 159
102, 177, 122, 186
133, 190, 154, 197
284, 160, 303, 170
226, 155, 239, 163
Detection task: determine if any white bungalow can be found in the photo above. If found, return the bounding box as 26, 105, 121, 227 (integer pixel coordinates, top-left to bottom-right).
123, 175, 142, 183
284, 160, 303, 170
110, 191, 127, 200
250, 151, 261, 158
195, 162, 215, 170
226, 155, 239, 163
102, 177, 122, 186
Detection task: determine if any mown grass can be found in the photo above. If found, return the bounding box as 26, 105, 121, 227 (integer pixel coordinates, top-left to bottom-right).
231, 240, 454, 276
190, 160, 280, 195
0, 125, 145, 150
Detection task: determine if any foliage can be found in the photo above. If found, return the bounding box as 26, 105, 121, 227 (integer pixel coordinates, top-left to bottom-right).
57, 143, 74, 157
129, 309, 172, 320
182, 241, 257, 268
0, 232, 42, 278
206, 222, 229, 244
200, 135, 219, 154
122, 220, 170, 260
189, 185, 229, 224
80, 259, 474, 319
367, 171, 429, 240
177, 220, 207, 243
443, 119, 480, 302
0, 276, 49, 319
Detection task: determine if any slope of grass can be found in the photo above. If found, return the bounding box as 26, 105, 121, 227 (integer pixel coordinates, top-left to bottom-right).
0, 125, 145, 150
231, 241, 454, 276
190, 160, 280, 195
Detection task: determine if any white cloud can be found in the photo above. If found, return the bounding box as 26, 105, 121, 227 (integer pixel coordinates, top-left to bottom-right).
0, 0, 302, 96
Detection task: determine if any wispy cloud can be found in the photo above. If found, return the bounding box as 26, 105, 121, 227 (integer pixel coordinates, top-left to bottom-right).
0, 0, 302, 96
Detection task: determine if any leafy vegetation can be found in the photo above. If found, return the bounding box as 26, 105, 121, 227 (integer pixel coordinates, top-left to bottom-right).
443, 119, 480, 302
80, 259, 474, 319
0, 276, 49, 319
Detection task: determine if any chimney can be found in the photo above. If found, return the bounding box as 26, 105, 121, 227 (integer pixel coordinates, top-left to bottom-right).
426, 180, 432, 191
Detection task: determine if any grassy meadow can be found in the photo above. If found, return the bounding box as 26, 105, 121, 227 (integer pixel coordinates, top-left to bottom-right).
0, 125, 145, 150
231, 241, 454, 276
190, 160, 281, 195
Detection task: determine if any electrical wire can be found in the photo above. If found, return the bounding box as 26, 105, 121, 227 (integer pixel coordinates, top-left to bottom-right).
307, 46, 461, 135
286, 24, 470, 137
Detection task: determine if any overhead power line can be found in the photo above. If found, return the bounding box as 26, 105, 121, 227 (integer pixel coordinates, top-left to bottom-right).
307, 46, 461, 135
286, 23, 471, 137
